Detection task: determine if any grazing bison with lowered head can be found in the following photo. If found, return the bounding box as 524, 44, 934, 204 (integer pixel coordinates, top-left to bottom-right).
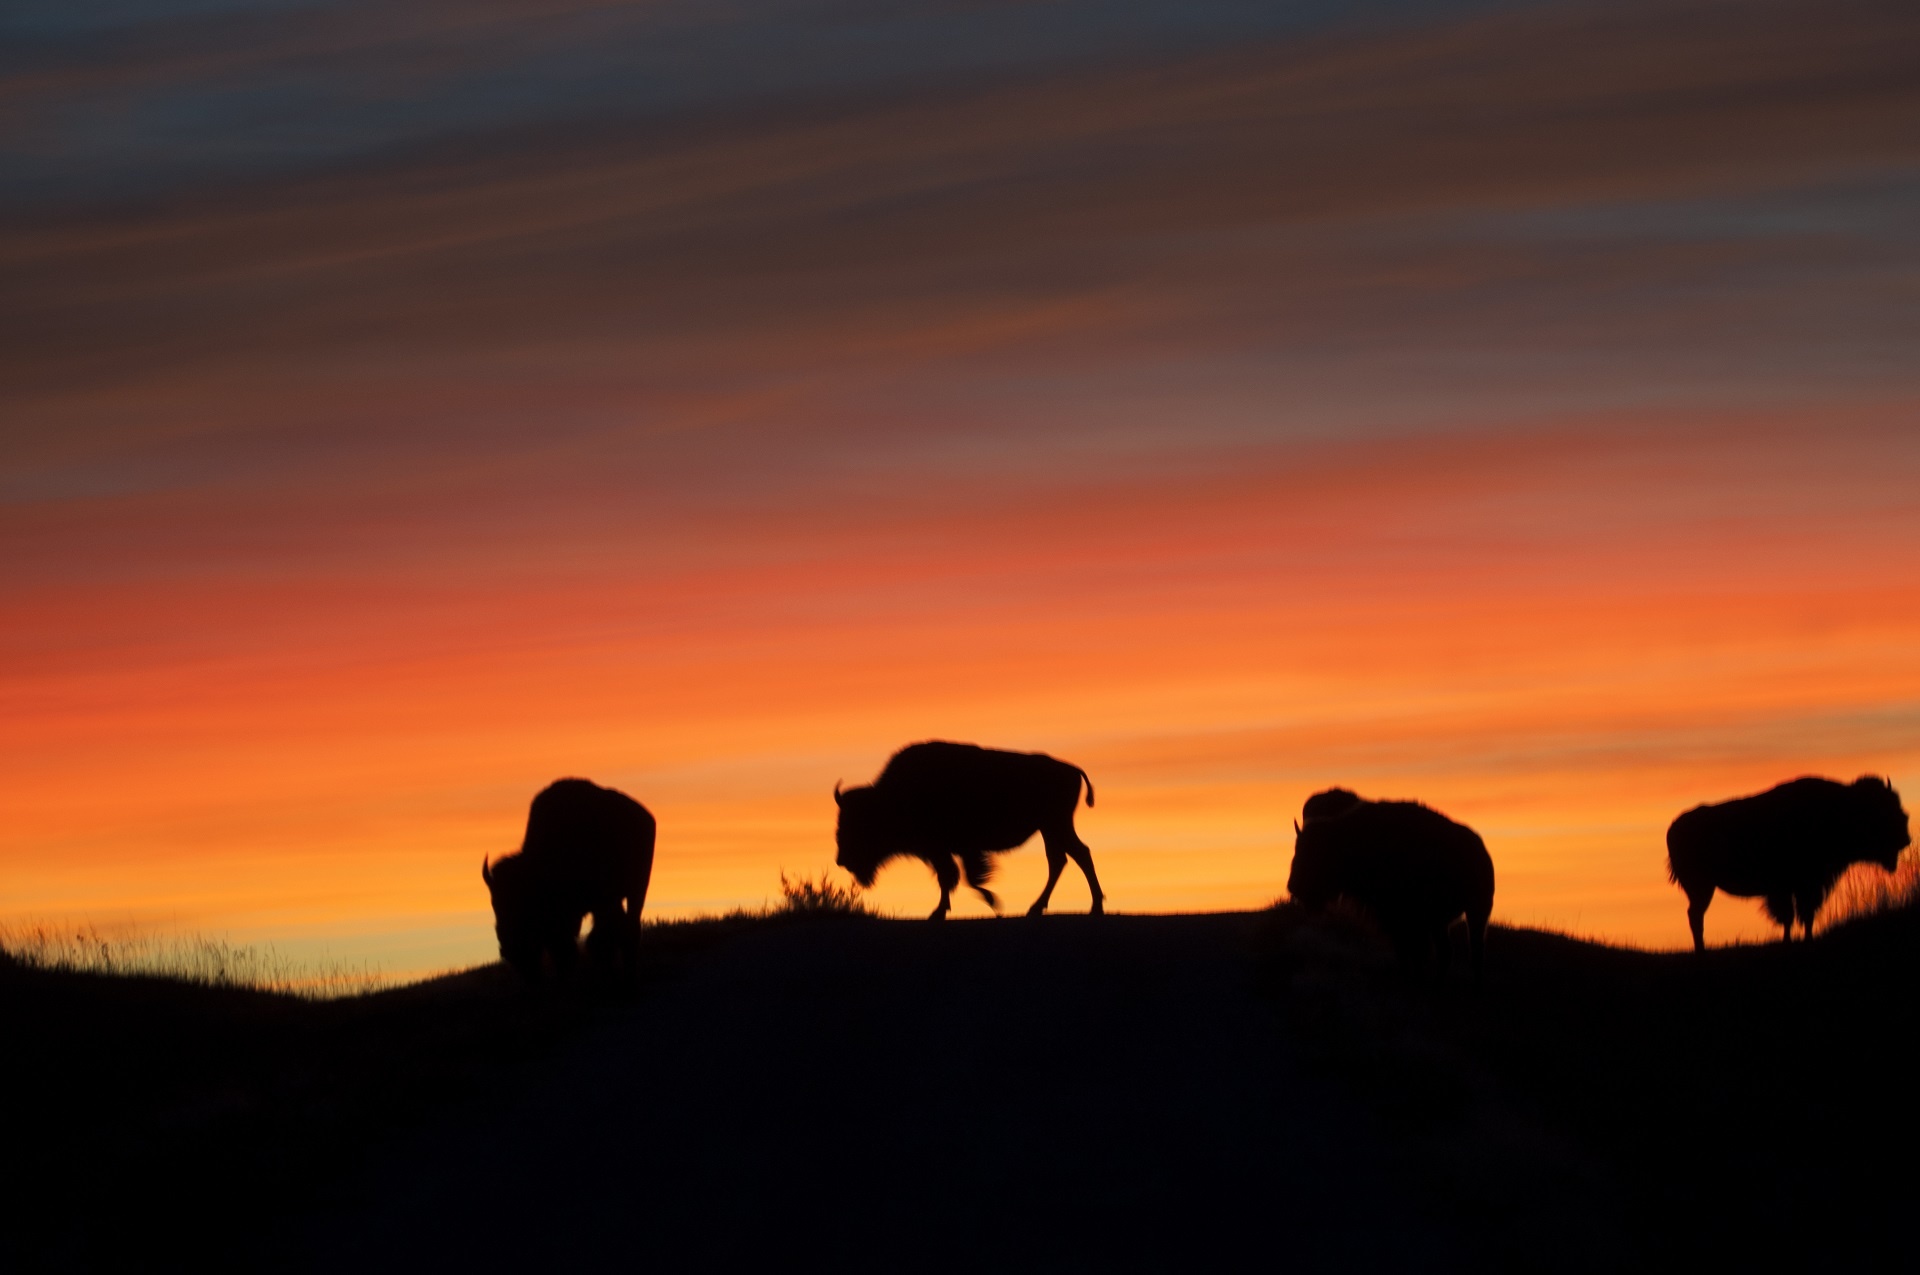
1288, 791, 1495, 983
835, 741, 1103, 920
482, 778, 656, 982
1667, 775, 1910, 951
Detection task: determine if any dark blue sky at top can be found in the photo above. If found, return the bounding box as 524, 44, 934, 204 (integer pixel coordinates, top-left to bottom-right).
4, 0, 1916, 515
2, 0, 1527, 211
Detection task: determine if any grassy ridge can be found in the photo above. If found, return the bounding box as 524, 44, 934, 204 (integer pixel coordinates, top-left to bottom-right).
4, 896, 1915, 1270
1260, 900, 1920, 1269
0, 923, 391, 998
0, 877, 866, 1270
0, 919, 748, 1272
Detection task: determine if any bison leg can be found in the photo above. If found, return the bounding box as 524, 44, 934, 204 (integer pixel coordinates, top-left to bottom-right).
584, 911, 617, 969
1071, 843, 1105, 916
960, 853, 1001, 914
1046, 828, 1106, 916
929, 855, 960, 921
1685, 888, 1712, 953
1764, 892, 1795, 943
623, 897, 644, 969
585, 903, 641, 980
1028, 845, 1069, 917
1794, 886, 1826, 942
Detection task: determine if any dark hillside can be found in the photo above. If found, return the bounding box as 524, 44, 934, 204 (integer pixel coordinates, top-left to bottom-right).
1264, 903, 1920, 1270
1467, 911, 1920, 1269
0, 921, 741, 1271
311, 914, 1476, 1272
7, 908, 1916, 1270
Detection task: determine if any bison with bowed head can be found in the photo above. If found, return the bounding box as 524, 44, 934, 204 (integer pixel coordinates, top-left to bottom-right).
483, 778, 656, 983
834, 741, 1103, 920
1287, 790, 1495, 983
1667, 775, 1910, 951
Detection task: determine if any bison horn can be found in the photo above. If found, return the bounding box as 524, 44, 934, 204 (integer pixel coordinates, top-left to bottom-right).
481, 856, 493, 886
1293, 819, 1301, 835
833, 781, 844, 806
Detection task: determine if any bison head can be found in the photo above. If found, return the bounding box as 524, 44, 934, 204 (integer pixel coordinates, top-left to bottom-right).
1852, 775, 1912, 870
1286, 823, 1340, 912
833, 782, 895, 888
482, 853, 564, 980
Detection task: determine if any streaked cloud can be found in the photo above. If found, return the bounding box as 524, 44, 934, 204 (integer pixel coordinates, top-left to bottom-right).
3, 0, 1917, 967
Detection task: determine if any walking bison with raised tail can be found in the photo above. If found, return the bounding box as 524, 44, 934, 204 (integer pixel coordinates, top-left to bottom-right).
1667, 775, 1910, 951
1288, 791, 1495, 983
483, 778, 656, 982
834, 741, 1103, 920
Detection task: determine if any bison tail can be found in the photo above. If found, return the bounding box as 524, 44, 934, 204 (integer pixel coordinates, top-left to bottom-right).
1078, 768, 1096, 808
1664, 823, 1689, 886
960, 850, 997, 888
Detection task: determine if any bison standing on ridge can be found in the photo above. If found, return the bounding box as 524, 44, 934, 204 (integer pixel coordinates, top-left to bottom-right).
1287, 791, 1495, 983
834, 741, 1103, 920
1667, 775, 1910, 951
483, 778, 656, 982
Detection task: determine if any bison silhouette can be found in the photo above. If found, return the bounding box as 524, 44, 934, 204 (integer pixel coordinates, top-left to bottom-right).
1300, 786, 1364, 824
1288, 790, 1495, 982
1666, 775, 1910, 951
834, 741, 1103, 919
482, 778, 656, 982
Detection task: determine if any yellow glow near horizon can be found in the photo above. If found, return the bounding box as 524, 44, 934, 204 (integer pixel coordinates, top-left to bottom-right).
6, 409, 1916, 974
6, 0, 1919, 977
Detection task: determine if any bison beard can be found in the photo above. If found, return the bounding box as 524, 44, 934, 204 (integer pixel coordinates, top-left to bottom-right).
1288, 791, 1496, 984
483, 778, 656, 982
834, 741, 1103, 919
1666, 775, 1910, 951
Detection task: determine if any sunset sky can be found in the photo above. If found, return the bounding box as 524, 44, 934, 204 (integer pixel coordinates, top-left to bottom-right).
5, 0, 1918, 974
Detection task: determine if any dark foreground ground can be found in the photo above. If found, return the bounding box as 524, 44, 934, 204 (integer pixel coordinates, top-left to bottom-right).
5, 905, 1918, 1271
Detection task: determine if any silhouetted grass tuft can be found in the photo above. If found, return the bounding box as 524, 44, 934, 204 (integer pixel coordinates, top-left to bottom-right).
773, 870, 872, 917
1818, 854, 1920, 932
0, 922, 390, 999
641, 908, 765, 930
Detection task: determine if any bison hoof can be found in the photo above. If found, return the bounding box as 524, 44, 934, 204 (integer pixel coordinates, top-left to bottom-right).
1026, 901, 1047, 918
928, 907, 949, 921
